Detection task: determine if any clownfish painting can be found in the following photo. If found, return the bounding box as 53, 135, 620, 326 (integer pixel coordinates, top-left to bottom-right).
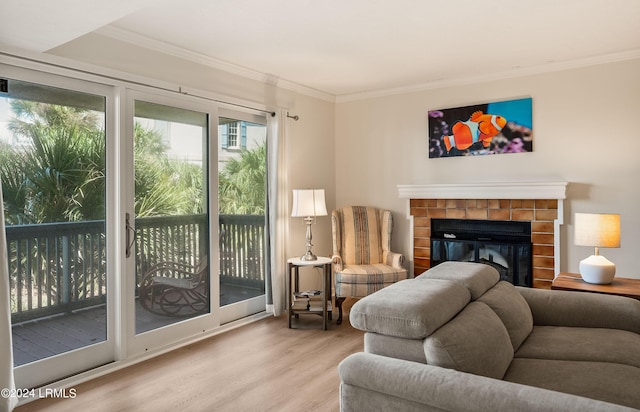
442, 111, 507, 152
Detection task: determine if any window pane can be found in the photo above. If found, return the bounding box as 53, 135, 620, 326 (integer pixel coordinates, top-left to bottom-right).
133, 100, 210, 334
218, 117, 266, 307
1, 78, 107, 366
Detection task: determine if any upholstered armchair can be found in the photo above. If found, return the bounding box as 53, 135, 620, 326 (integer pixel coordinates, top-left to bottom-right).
331, 206, 409, 324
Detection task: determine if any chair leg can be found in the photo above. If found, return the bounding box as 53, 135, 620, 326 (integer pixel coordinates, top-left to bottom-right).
336, 297, 346, 325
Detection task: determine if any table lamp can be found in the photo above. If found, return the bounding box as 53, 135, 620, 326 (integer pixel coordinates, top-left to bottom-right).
574, 213, 620, 284
291, 189, 327, 261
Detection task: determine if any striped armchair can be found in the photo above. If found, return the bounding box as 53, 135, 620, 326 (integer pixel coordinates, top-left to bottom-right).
331, 206, 409, 324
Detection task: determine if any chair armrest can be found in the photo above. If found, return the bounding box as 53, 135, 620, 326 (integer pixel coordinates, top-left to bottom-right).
332, 254, 343, 271
339, 353, 631, 412
516, 287, 640, 333
383, 251, 405, 269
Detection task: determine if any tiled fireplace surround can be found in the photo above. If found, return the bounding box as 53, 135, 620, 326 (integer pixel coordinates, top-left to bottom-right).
398, 182, 568, 289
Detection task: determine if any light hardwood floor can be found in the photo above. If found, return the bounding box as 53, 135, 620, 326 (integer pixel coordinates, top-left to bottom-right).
16, 303, 364, 412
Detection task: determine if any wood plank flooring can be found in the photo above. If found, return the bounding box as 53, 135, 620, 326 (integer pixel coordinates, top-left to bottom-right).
16, 300, 364, 412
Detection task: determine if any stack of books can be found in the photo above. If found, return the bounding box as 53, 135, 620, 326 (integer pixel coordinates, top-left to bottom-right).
292, 290, 323, 311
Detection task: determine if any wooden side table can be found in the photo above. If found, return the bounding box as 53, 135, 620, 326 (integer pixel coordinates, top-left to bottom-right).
551, 273, 640, 300
287, 257, 333, 330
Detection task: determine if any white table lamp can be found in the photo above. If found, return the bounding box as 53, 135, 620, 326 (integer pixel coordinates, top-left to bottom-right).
291, 189, 327, 261
574, 213, 620, 284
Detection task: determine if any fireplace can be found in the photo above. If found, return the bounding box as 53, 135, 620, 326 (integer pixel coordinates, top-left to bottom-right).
398, 181, 568, 289
430, 218, 532, 287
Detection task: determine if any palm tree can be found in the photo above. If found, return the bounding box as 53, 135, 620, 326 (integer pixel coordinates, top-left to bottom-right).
218, 142, 266, 215
132, 123, 204, 217
2, 102, 106, 223
0, 102, 205, 224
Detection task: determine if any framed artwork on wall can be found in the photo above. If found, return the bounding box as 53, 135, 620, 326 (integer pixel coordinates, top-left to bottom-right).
428, 97, 533, 158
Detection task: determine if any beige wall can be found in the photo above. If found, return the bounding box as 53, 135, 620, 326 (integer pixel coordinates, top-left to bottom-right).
335, 59, 640, 278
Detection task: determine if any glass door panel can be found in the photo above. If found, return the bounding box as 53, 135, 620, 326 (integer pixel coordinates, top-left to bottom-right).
218, 114, 266, 321
1, 73, 113, 388
133, 100, 210, 334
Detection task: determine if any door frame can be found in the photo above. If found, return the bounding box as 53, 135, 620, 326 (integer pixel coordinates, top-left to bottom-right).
123, 88, 222, 358
3, 63, 118, 389
217, 107, 268, 324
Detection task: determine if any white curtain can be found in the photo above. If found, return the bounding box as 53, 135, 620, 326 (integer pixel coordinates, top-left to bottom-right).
1, 180, 17, 412
266, 109, 288, 316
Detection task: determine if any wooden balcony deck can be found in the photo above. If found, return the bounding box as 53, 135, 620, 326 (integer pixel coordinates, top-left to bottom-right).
12, 283, 263, 367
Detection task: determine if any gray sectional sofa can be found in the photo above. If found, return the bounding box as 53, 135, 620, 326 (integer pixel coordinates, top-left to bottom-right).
339, 262, 640, 411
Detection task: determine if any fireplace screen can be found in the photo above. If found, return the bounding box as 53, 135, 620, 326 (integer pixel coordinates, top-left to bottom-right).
430, 219, 532, 287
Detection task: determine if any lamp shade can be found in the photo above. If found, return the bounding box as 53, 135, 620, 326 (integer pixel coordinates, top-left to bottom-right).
574, 213, 620, 248
291, 189, 327, 218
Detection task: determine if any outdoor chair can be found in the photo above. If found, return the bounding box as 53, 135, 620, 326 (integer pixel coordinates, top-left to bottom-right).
331, 206, 409, 324
138, 256, 209, 316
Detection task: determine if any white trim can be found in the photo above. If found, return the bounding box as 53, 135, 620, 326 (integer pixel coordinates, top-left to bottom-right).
397, 181, 568, 200
337, 49, 640, 102
0, 46, 281, 116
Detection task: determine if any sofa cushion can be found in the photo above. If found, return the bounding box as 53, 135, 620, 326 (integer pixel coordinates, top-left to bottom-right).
349, 278, 470, 339
517, 287, 640, 333
335, 264, 408, 298
424, 301, 514, 379
477, 281, 533, 351
339, 353, 634, 412
416, 261, 500, 300
505, 358, 640, 409
364, 332, 427, 364
515, 326, 640, 368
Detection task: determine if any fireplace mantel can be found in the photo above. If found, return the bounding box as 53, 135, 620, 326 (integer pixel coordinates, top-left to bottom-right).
398, 181, 569, 288
397, 181, 568, 200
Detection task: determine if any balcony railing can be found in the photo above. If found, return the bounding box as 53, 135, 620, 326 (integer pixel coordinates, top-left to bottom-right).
6, 214, 266, 323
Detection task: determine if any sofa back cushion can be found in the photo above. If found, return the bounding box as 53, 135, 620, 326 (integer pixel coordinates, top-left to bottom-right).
350, 278, 471, 339
478, 281, 533, 351
417, 262, 500, 300
424, 301, 514, 379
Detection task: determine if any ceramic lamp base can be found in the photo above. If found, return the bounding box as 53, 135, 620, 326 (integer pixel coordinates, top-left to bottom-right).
579, 254, 616, 284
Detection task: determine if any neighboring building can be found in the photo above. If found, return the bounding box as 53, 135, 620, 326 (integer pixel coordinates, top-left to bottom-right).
217, 120, 266, 171
135, 118, 266, 171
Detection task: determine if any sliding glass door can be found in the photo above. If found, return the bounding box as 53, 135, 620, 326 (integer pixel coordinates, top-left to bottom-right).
132, 98, 211, 334
2, 65, 116, 389
1, 64, 271, 388
125, 91, 218, 355
218, 110, 267, 323
125, 97, 269, 352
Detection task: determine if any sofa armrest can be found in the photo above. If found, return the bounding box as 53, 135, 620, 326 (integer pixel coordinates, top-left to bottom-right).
516, 287, 640, 333
339, 352, 635, 412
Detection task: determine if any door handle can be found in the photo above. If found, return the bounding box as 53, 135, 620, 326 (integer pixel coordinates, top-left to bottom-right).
125, 213, 136, 258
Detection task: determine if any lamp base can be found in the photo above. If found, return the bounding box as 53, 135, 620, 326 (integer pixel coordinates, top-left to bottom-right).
579, 255, 616, 284
300, 252, 318, 261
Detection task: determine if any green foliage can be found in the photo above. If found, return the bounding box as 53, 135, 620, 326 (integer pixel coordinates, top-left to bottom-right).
218, 142, 266, 215
1, 98, 267, 223
1, 101, 205, 224
2, 102, 106, 223
132, 123, 204, 217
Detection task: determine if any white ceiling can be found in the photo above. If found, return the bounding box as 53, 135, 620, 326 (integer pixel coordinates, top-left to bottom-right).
2, 0, 640, 97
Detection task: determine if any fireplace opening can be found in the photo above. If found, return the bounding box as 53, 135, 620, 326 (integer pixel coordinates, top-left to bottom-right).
430, 219, 532, 287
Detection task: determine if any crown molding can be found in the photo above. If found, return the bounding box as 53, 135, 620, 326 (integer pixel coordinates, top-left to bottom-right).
94, 25, 640, 104
95, 26, 336, 103
337, 49, 640, 103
